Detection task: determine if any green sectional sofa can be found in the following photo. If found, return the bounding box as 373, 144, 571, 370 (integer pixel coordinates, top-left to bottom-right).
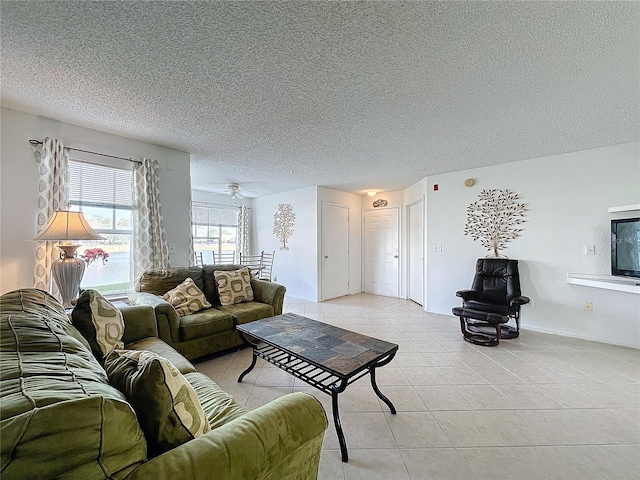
129, 264, 286, 360
0, 288, 327, 480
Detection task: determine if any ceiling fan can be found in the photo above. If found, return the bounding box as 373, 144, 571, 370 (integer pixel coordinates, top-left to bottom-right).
209, 184, 258, 200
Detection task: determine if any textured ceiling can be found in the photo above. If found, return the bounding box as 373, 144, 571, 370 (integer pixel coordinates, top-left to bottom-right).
1, 1, 638, 197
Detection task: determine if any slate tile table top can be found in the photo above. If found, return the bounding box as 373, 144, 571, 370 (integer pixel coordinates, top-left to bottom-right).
237, 312, 398, 462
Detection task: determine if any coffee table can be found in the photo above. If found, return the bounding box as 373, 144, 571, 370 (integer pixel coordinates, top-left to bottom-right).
236, 313, 398, 462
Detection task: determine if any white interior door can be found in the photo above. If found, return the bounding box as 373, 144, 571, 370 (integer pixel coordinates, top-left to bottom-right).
364, 207, 399, 297
408, 200, 424, 306
322, 203, 350, 300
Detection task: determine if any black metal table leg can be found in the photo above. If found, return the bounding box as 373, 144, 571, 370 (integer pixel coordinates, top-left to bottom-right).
237, 353, 257, 383
237, 331, 258, 383
331, 385, 349, 462
370, 367, 396, 414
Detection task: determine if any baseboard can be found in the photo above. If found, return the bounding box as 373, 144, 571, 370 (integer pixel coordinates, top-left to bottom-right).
522, 326, 640, 350
285, 294, 319, 303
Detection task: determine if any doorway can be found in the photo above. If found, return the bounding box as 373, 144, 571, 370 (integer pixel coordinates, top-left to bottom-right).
407, 200, 424, 306
363, 207, 400, 297
322, 203, 350, 300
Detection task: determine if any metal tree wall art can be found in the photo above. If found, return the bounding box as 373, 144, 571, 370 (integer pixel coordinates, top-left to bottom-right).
273, 203, 295, 250
464, 189, 527, 258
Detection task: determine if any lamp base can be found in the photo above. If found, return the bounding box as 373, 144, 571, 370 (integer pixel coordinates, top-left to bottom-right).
51, 245, 86, 308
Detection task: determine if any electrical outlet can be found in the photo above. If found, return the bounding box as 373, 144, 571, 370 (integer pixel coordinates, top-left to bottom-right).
169, 245, 176, 254
584, 302, 593, 312
433, 244, 443, 252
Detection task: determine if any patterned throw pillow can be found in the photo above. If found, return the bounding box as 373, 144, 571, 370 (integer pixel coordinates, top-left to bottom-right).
214, 267, 254, 306
71, 289, 124, 360
104, 349, 211, 455
163, 277, 211, 316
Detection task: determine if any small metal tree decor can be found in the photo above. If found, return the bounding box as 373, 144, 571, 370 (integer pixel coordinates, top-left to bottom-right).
273, 203, 295, 250
464, 189, 527, 258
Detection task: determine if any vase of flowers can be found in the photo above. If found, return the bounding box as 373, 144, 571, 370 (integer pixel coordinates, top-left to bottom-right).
80, 248, 110, 265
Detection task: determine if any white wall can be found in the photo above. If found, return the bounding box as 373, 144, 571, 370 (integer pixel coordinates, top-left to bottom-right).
252, 186, 318, 301
0, 108, 192, 295
318, 187, 363, 299
251, 186, 362, 302
4, 108, 637, 348
406, 142, 640, 348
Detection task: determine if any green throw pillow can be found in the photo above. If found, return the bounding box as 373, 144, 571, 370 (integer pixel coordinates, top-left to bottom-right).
163, 277, 211, 316
72, 289, 124, 360
104, 349, 211, 456
214, 267, 254, 306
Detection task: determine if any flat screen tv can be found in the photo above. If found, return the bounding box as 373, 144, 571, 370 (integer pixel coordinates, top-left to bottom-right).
611, 217, 640, 279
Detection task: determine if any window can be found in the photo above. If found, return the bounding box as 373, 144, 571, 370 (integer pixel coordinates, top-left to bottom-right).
69, 160, 133, 295
192, 203, 239, 263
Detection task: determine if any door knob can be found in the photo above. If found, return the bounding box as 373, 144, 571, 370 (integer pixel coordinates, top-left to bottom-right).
325, 256, 329, 258
394, 255, 398, 258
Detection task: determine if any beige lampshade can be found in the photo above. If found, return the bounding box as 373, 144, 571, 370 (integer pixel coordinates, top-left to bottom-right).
34, 210, 105, 241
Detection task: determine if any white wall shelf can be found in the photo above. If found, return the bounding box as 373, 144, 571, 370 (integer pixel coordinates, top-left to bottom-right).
608, 204, 640, 213
567, 273, 640, 294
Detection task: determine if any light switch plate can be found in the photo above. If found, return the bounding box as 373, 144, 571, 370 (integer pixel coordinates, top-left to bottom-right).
585, 245, 595, 255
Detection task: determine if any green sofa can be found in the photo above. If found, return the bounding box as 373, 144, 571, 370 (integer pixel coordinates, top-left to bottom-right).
0, 288, 327, 480
129, 265, 286, 360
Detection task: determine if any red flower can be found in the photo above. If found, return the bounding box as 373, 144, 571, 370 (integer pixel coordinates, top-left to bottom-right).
80, 248, 109, 265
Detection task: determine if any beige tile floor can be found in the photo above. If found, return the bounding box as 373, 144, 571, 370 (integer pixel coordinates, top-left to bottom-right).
194, 294, 640, 480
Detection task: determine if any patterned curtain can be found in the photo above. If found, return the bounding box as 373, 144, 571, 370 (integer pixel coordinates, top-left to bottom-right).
32, 137, 69, 298
132, 158, 170, 280
237, 205, 250, 257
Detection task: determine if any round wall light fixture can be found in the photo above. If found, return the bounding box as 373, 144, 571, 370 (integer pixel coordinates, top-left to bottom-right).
367, 191, 377, 197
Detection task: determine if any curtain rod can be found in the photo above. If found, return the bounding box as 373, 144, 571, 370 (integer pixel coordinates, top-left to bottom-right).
29, 139, 142, 165
193, 200, 248, 209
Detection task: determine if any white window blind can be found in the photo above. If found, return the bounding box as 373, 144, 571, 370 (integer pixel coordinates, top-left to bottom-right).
69, 161, 132, 209
192, 204, 238, 229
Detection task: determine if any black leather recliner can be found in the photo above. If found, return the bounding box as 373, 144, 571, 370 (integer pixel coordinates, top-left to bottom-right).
452, 258, 530, 346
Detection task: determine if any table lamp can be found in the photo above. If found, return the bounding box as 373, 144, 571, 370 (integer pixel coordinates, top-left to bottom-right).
34, 210, 105, 308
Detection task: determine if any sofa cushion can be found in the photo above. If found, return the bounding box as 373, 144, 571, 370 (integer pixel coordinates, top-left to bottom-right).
105, 350, 210, 455
0, 288, 92, 352
185, 372, 247, 430
202, 264, 244, 305
1, 388, 147, 479
179, 309, 235, 342
216, 301, 275, 326
126, 337, 197, 374
136, 266, 204, 297
0, 289, 147, 479
214, 267, 254, 306
163, 277, 211, 316
72, 289, 125, 360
